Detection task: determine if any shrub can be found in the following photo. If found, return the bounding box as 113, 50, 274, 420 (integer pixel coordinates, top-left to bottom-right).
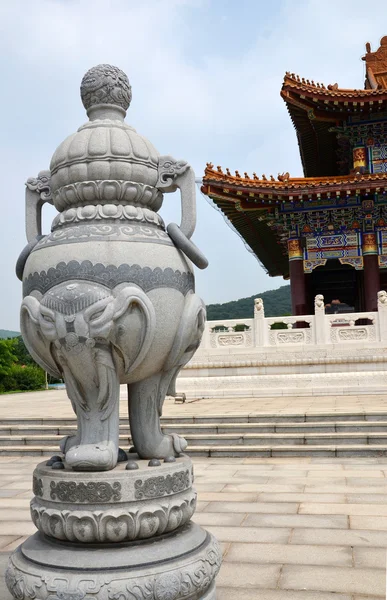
2, 364, 45, 392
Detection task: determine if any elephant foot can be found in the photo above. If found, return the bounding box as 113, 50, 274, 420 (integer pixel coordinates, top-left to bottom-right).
65, 441, 118, 471
59, 434, 80, 454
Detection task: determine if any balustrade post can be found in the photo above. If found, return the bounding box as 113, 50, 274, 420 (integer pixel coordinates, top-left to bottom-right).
377, 290, 387, 341
314, 294, 326, 344
200, 323, 211, 349
254, 297, 266, 346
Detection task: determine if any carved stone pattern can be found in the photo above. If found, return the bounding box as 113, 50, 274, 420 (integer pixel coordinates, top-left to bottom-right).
26, 171, 52, 203
338, 328, 368, 341
217, 334, 244, 346
50, 481, 121, 503
52, 181, 162, 212
80, 64, 132, 110
32, 477, 43, 498
157, 156, 189, 188
276, 332, 305, 344
23, 261, 195, 297
34, 224, 171, 250
134, 470, 190, 500
245, 332, 253, 347
52, 202, 164, 229
30, 492, 196, 542
5, 535, 221, 599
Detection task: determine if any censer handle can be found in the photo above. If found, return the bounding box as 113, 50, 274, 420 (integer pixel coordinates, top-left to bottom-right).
25, 170, 53, 243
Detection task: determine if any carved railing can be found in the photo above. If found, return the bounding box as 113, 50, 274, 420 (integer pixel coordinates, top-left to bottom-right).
199, 293, 387, 351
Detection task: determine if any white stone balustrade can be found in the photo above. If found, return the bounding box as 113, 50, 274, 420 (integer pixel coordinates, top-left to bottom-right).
200, 295, 385, 350
176, 292, 387, 398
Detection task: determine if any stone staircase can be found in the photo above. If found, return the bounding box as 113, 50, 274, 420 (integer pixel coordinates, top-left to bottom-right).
1, 411, 387, 457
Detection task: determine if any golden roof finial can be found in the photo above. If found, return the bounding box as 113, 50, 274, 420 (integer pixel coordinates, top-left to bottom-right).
217, 165, 223, 174
226, 168, 231, 176
253, 172, 259, 180
235, 170, 241, 178
244, 172, 250, 179
262, 174, 267, 181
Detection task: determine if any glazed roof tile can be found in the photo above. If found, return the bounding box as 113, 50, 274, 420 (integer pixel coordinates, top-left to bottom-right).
203, 163, 387, 193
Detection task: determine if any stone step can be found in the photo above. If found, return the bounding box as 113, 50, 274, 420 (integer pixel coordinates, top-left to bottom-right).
1, 431, 387, 448
1, 411, 387, 426
1, 444, 387, 457
162, 421, 387, 434
1, 420, 387, 436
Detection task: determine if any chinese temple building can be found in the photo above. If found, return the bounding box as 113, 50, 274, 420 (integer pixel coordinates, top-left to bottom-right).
202, 37, 387, 316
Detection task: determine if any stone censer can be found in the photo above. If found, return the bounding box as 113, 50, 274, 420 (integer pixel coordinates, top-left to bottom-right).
7, 65, 221, 599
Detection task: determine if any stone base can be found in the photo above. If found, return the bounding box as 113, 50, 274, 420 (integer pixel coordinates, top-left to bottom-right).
6, 522, 221, 599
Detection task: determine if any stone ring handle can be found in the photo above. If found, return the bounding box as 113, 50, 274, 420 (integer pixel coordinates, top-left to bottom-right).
156, 156, 208, 270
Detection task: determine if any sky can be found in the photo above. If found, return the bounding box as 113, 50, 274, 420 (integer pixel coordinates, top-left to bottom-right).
0, 0, 386, 330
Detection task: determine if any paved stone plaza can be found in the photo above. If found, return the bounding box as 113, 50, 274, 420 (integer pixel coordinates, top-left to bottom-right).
0, 389, 386, 598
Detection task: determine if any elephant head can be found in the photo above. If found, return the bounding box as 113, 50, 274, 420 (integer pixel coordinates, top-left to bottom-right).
21, 281, 156, 471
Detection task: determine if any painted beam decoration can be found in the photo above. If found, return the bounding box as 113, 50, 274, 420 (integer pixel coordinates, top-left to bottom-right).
201, 37, 387, 279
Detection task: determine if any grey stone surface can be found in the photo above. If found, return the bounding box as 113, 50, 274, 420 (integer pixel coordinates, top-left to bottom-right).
18, 64, 208, 472
8, 65, 218, 599
6, 524, 221, 599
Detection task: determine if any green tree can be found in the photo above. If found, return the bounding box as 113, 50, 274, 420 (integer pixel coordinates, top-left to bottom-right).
0, 339, 17, 377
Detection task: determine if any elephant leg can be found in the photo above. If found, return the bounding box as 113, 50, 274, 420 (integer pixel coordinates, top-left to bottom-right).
128, 373, 187, 460
62, 347, 120, 471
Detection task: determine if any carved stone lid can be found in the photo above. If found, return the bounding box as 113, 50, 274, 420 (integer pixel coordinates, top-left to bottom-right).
49, 65, 161, 212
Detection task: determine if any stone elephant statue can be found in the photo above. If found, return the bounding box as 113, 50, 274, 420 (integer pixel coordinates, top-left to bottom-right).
21, 280, 205, 471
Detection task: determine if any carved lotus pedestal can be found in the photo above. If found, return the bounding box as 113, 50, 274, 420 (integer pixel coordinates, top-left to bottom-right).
6, 457, 221, 599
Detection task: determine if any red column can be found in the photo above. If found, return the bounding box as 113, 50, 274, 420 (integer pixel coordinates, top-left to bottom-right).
362, 233, 380, 312
288, 239, 307, 316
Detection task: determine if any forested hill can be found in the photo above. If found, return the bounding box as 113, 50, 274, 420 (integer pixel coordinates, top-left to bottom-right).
0, 286, 291, 334
0, 330, 20, 339
206, 285, 291, 320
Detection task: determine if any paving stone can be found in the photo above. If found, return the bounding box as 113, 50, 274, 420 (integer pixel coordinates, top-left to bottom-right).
350, 516, 387, 530
225, 542, 352, 567
223, 483, 305, 492
0, 522, 36, 536
193, 512, 247, 527
198, 492, 259, 502
300, 503, 387, 516
243, 514, 348, 529
204, 501, 299, 514
308, 470, 384, 478
258, 493, 346, 503
353, 547, 386, 569
290, 527, 387, 547
345, 478, 387, 487
217, 591, 352, 600
346, 493, 387, 503
305, 485, 387, 494
205, 526, 291, 544
0, 536, 19, 550
279, 565, 385, 596
216, 562, 281, 589
193, 483, 225, 492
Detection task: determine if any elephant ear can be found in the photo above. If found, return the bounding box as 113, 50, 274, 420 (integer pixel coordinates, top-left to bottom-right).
158, 293, 206, 410
164, 292, 206, 373
20, 296, 62, 379
110, 286, 156, 374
